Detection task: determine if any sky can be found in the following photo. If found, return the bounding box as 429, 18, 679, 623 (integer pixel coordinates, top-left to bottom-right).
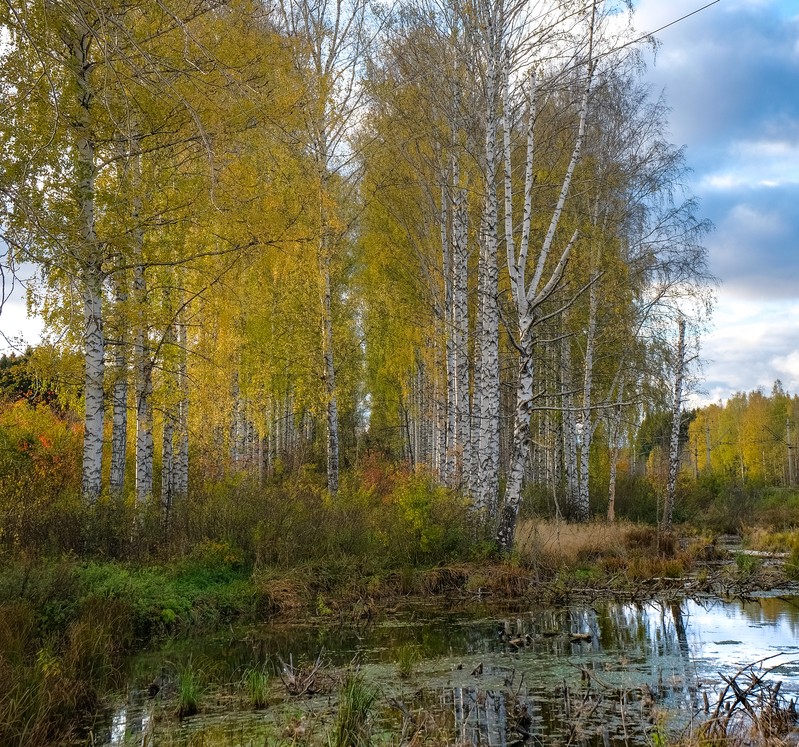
1, 0, 798, 406
630, 0, 799, 404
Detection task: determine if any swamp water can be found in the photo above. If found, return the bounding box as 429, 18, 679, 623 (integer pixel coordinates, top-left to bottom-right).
98, 594, 799, 746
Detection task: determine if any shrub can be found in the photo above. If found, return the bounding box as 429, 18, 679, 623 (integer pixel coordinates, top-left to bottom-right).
0, 402, 83, 554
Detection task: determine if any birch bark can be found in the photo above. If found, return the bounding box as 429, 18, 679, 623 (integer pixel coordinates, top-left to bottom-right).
442, 176, 457, 485
662, 317, 686, 532
110, 278, 128, 495
495, 47, 593, 552
474, 17, 501, 515
70, 22, 104, 502
175, 316, 189, 500
452, 157, 470, 487
575, 277, 599, 521
131, 135, 153, 504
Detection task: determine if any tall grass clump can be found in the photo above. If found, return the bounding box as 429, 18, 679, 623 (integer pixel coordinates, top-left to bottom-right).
395, 644, 420, 679
0, 597, 129, 745
175, 658, 202, 718
332, 672, 378, 747
241, 665, 270, 708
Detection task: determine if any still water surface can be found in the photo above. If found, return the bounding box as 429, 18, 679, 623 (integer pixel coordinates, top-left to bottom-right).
101, 593, 799, 746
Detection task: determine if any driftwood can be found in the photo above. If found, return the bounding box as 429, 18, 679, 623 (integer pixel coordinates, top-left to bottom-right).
277, 651, 339, 696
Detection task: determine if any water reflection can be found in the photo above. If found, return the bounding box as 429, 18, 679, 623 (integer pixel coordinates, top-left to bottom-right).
98, 594, 799, 746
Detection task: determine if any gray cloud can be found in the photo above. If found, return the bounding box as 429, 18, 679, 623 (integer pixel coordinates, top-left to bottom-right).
641, 1, 799, 151
702, 184, 799, 299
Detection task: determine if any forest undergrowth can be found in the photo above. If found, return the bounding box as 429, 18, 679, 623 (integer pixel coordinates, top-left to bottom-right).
3, 427, 799, 744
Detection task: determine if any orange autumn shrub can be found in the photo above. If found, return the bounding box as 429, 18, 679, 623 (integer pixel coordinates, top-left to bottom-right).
0, 401, 83, 553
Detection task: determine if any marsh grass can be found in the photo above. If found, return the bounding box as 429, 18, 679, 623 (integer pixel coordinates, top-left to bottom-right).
395, 644, 420, 679
0, 597, 127, 745
175, 658, 203, 719
515, 519, 689, 582
241, 664, 270, 709
332, 672, 378, 747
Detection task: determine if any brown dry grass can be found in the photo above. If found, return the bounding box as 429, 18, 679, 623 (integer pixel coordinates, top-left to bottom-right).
514, 519, 682, 580
516, 519, 638, 563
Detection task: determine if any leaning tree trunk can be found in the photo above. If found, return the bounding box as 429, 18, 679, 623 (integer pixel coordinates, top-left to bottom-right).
662, 317, 686, 532
496, 320, 535, 552
494, 46, 592, 551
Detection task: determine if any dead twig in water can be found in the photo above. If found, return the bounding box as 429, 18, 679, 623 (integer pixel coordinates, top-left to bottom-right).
277, 650, 339, 696
698, 654, 799, 744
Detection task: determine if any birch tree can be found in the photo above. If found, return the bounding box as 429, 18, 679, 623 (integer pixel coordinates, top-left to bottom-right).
661, 316, 685, 532
495, 60, 592, 552
275, 0, 372, 496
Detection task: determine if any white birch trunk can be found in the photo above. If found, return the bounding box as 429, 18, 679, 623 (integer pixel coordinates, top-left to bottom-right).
606, 392, 624, 522
131, 137, 153, 504
452, 158, 470, 487
562, 334, 579, 515
321, 237, 339, 493
134, 333, 154, 504
162, 408, 175, 520
662, 317, 686, 531
175, 317, 189, 500
109, 279, 128, 496
475, 34, 501, 516
72, 27, 104, 502
575, 278, 599, 521
134, 352, 154, 502
161, 316, 177, 522
442, 176, 457, 485
496, 321, 535, 551
494, 48, 591, 550
230, 371, 245, 469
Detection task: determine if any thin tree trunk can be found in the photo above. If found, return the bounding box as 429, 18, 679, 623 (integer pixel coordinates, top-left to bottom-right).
109, 278, 128, 496
606, 389, 624, 522
562, 330, 578, 515
175, 316, 189, 500
442, 175, 456, 485
161, 314, 177, 523
322, 251, 340, 493
575, 277, 599, 521
133, 244, 153, 502
662, 317, 686, 532
452, 156, 470, 487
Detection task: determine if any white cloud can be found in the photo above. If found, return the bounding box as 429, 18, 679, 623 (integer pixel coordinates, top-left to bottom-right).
699, 135, 799, 190
771, 350, 799, 391
692, 294, 799, 404
0, 287, 44, 353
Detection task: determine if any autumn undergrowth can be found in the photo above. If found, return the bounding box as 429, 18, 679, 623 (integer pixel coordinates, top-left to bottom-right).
514, 518, 697, 584
1, 435, 795, 744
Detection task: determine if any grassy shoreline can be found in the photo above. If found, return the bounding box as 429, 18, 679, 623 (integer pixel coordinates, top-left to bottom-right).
2, 520, 798, 745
